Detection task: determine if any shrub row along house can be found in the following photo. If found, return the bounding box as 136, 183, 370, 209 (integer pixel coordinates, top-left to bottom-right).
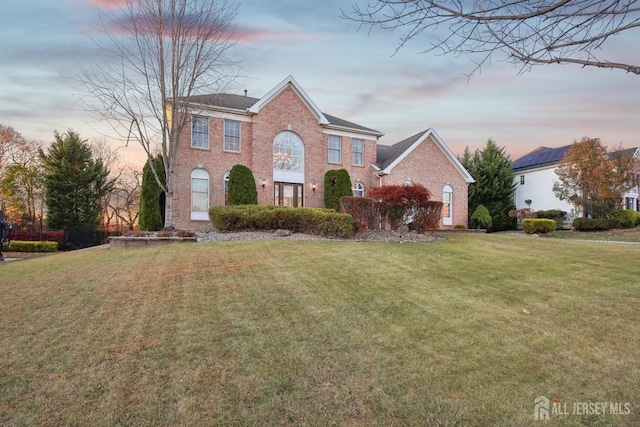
171, 75, 474, 230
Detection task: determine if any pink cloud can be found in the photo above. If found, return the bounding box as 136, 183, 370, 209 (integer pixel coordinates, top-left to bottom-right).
87, 0, 127, 10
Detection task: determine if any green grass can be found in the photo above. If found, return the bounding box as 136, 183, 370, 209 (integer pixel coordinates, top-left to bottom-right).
1, 234, 638, 426
552, 227, 640, 242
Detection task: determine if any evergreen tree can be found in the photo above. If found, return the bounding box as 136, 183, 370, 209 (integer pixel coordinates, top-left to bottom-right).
228, 164, 258, 205
458, 146, 474, 173
467, 139, 516, 232
324, 169, 353, 211
139, 155, 165, 230
39, 130, 113, 230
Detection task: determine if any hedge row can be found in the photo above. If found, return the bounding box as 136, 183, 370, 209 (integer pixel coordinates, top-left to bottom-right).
571, 210, 640, 231
606, 210, 640, 228
209, 205, 355, 238
3, 240, 59, 252
572, 218, 620, 231
535, 209, 567, 219
522, 218, 556, 234
9, 230, 65, 249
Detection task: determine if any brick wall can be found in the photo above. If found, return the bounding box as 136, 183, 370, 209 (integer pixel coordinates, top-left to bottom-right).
379, 135, 470, 229
170, 85, 467, 230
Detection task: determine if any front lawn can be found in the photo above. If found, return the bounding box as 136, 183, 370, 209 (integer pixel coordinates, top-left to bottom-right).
552, 227, 640, 242
0, 234, 638, 425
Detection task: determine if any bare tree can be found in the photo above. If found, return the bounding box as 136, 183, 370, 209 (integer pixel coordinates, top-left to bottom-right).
90, 138, 123, 229
0, 124, 28, 185
106, 163, 142, 232
347, 0, 640, 75
80, 0, 241, 228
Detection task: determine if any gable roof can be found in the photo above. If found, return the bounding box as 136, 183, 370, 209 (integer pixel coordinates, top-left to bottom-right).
182, 75, 383, 136
247, 75, 328, 125
374, 129, 475, 183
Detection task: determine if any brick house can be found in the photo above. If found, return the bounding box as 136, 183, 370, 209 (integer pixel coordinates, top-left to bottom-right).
171, 75, 474, 230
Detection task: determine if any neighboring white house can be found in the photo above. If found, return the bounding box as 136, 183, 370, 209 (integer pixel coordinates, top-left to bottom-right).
512, 145, 640, 226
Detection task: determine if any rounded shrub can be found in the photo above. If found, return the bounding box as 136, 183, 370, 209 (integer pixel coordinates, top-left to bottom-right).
470, 204, 492, 230
522, 218, 556, 234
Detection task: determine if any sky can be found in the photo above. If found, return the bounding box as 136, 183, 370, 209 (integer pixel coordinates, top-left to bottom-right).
2, 0, 639, 167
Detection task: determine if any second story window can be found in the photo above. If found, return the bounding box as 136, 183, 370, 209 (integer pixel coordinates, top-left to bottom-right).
353, 182, 364, 197
520, 175, 525, 185
224, 120, 240, 152
328, 135, 341, 164
352, 139, 364, 166
191, 116, 209, 149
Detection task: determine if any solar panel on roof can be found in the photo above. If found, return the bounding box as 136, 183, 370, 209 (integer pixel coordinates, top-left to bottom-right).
512, 145, 572, 171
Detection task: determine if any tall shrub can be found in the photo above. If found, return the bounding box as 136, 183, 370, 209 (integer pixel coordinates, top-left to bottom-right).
228, 164, 258, 205
139, 155, 165, 230
324, 169, 352, 211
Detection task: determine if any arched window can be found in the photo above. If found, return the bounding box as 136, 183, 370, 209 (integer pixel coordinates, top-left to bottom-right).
191, 169, 209, 220
273, 131, 304, 172
352, 182, 364, 197
442, 185, 453, 225
223, 172, 230, 206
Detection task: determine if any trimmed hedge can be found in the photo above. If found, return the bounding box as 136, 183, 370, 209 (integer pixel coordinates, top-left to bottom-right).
11, 230, 65, 249
607, 210, 640, 228
572, 217, 619, 231
522, 218, 556, 234
3, 240, 58, 252
535, 209, 567, 219
209, 205, 355, 238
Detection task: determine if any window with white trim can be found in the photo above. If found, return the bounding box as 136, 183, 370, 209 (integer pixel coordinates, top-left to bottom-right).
224, 120, 240, 152
352, 139, 364, 166
353, 182, 364, 197
520, 175, 525, 185
191, 169, 209, 220
223, 172, 230, 205
442, 185, 453, 225
273, 131, 304, 172
328, 135, 341, 164
191, 116, 209, 149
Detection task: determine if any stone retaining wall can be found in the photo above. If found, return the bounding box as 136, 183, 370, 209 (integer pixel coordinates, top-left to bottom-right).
109, 236, 197, 249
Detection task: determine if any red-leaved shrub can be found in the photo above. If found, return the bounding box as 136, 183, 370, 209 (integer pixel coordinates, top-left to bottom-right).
369, 184, 432, 231
339, 196, 380, 233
